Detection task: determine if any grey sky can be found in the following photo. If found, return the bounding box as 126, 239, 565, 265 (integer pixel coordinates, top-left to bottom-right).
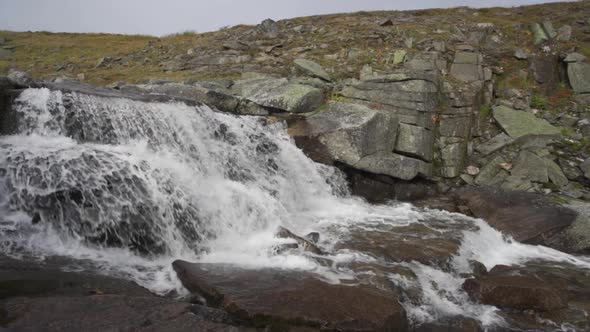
0, 0, 573, 36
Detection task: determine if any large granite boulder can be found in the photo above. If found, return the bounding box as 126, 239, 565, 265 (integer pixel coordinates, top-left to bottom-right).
232, 77, 324, 113
172, 261, 409, 331
289, 101, 432, 180
294, 58, 332, 82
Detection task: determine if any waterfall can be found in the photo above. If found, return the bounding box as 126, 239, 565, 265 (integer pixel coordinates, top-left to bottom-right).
1, 88, 589, 326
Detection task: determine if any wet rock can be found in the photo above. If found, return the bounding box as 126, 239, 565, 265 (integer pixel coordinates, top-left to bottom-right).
414, 316, 483, 332
304, 232, 320, 244
492, 105, 561, 139
172, 261, 409, 331
232, 77, 323, 113
336, 223, 461, 267
293, 59, 332, 82
463, 266, 567, 311
275, 226, 323, 255
453, 187, 577, 247
0, 256, 242, 332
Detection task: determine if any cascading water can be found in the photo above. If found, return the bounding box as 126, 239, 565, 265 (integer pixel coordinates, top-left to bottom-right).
1, 88, 589, 328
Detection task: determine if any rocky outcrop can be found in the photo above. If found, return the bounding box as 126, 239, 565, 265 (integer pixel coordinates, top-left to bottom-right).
289, 101, 433, 181
172, 261, 409, 331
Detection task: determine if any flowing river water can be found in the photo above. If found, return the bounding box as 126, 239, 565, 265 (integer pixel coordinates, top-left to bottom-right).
1, 88, 589, 329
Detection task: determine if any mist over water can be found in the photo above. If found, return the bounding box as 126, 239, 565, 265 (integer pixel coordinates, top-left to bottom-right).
1, 88, 589, 326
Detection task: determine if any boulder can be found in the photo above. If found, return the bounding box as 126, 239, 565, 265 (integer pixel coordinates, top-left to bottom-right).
6, 69, 31, 86
492, 105, 561, 139
0, 256, 241, 332
514, 48, 528, 60
257, 18, 279, 37
463, 268, 567, 311
541, 20, 557, 39
394, 123, 433, 162
474, 133, 514, 156
510, 151, 549, 184
564, 52, 586, 63
275, 226, 323, 255
354, 151, 433, 181
545, 158, 569, 187
172, 261, 409, 331
232, 77, 323, 113
392, 50, 407, 65
531, 23, 549, 44
567, 62, 590, 94
289, 101, 397, 164
293, 59, 332, 82
453, 187, 577, 247
557, 25, 572, 41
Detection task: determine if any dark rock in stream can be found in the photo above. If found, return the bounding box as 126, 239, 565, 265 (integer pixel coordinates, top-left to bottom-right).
0, 77, 20, 135
0, 255, 249, 332
453, 187, 578, 250
172, 260, 409, 331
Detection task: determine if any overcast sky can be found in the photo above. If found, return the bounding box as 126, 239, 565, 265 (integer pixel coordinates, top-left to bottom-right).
0, 0, 573, 36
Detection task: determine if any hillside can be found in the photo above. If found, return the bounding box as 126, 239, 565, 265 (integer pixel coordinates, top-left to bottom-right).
1, 1, 589, 85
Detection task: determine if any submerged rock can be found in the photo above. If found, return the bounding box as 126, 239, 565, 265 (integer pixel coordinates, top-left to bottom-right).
172, 261, 409, 331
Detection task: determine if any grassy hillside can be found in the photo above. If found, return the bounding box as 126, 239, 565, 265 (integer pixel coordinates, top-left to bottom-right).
1, 1, 589, 85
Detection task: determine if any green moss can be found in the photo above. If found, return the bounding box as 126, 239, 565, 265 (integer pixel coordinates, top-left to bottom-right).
551, 196, 568, 205
530, 93, 547, 109
479, 105, 491, 119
